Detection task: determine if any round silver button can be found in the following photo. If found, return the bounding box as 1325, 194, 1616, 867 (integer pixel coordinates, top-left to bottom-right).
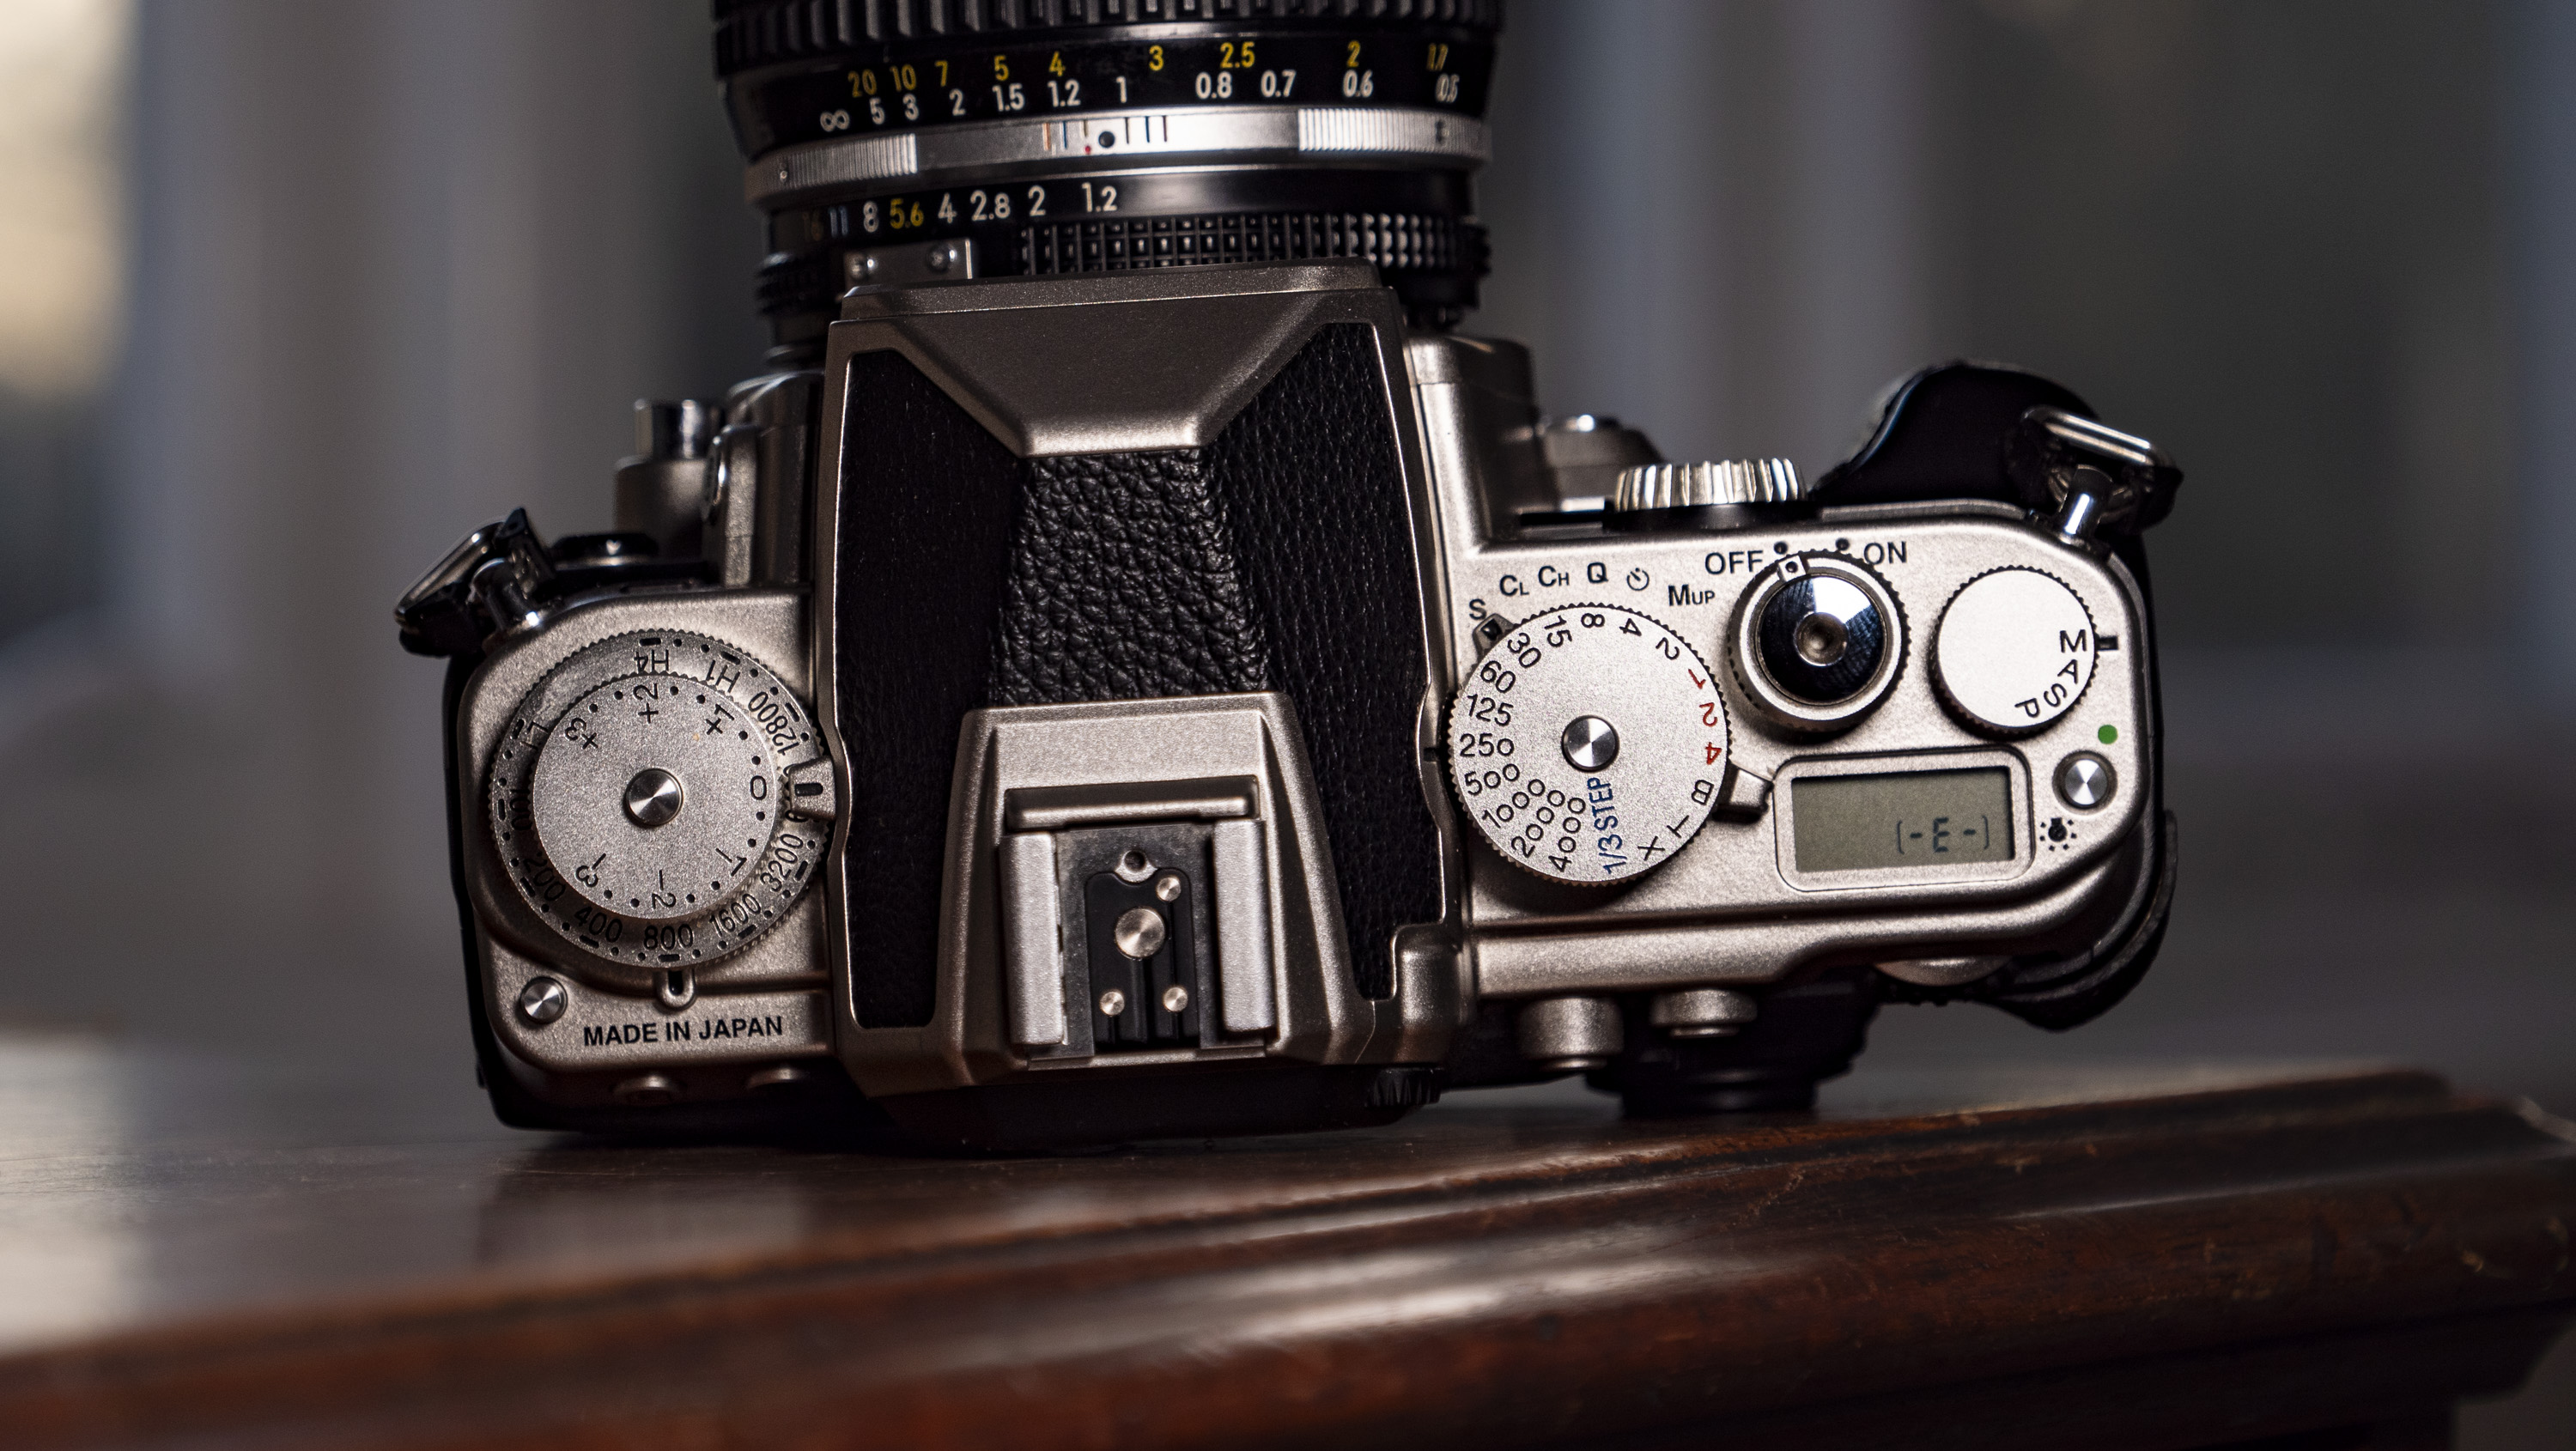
1560, 714, 1619, 770
1113, 907, 1167, 960
623, 768, 683, 828
516, 976, 568, 1026
2056, 752, 2117, 810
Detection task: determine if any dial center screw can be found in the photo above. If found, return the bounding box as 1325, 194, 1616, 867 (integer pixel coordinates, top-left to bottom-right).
622, 768, 683, 828
1114, 907, 1167, 960
1793, 611, 1850, 666
1560, 715, 1620, 771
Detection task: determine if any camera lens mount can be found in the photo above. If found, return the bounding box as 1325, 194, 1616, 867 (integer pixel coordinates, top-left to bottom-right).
714, 0, 1502, 353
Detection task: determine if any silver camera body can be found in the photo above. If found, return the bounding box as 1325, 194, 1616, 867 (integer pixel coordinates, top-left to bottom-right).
403, 263, 2176, 1146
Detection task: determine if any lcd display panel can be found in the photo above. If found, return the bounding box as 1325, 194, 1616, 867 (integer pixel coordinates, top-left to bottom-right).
1790, 768, 2015, 874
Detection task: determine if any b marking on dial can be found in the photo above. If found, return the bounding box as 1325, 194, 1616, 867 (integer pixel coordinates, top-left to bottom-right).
1448, 604, 1728, 885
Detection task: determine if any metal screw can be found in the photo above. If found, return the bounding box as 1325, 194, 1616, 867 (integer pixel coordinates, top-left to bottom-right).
1154, 873, 1183, 902
1098, 988, 1128, 1017
1793, 611, 1850, 666
1114, 907, 1167, 960
925, 241, 954, 273
623, 768, 683, 828
1560, 715, 1620, 771
1161, 985, 1190, 1013
517, 976, 568, 1026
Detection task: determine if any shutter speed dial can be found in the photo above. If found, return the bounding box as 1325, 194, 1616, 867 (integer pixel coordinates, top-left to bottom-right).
488, 629, 829, 969
1448, 604, 1730, 885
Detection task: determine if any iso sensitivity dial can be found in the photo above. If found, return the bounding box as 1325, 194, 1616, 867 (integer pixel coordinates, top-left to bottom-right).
1448, 604, 1730, 885
487, 630, 829, 968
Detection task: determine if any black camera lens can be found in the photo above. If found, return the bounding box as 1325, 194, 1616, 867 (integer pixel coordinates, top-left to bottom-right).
713, 0, 1503, 355
1757, 574, 1887, 705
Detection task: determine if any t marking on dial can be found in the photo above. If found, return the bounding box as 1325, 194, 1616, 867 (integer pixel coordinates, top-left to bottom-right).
1447, 603, 1728, 885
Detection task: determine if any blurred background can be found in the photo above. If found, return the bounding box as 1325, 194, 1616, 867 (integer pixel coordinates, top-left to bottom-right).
0, 0, 2567, 1436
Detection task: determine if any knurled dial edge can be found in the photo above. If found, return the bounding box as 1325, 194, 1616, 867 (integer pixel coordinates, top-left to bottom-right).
1724, 549, 1910, 732
485, 629, 831, 972
1446, 602, 1732, 886
1929, 565, 2101, 737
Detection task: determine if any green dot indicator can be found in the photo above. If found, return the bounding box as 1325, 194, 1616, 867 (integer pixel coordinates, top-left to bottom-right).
2097, 724, 2119, 744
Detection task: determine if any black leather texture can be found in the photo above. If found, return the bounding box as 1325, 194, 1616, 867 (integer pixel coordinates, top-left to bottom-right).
1198, 325, 1437, 1000
835, 324, 1437, 1025
835, 350, 1029, 1030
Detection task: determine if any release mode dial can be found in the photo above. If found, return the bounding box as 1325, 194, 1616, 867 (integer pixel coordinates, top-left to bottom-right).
1449, 604, 1730, 885
1931, 567, 2100, 735
488, 630, 829, 968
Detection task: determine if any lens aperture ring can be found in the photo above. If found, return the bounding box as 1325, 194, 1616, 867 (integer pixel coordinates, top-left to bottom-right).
757, 206, 1484, 325
1021, 207, 1472, 274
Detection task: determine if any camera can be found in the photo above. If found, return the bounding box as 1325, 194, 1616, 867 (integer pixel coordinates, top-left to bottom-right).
398, 1, 2180, 1148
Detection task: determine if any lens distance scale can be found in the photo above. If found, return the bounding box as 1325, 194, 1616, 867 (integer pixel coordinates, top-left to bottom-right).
488, 630, 830, 968
731, 33, 1496, 158
1448, 604, 1731, 885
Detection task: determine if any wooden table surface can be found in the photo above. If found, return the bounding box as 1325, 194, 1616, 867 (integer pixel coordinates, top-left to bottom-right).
2, 1034, 2569, 1450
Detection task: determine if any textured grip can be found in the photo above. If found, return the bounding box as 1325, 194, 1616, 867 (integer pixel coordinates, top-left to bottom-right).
835, 323, 1437, 1026
835, 351, 1027, 1032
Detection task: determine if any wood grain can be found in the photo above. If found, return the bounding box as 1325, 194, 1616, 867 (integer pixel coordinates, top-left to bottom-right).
0, 1039, 2566, 1449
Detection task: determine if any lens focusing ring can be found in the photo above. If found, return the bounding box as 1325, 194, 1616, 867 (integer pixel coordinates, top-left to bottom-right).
718, 3, 1501, 348
720, 21, 1498, 167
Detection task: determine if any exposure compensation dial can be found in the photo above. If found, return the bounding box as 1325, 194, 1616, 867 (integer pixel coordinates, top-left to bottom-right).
488, 630, 829, 968
1449, 604, 1731, 885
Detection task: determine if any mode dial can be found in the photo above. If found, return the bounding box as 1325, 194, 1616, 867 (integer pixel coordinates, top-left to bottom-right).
487, 630, 829, 968
1448, 604, 1730, 885
1931, 567, 2099, 735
